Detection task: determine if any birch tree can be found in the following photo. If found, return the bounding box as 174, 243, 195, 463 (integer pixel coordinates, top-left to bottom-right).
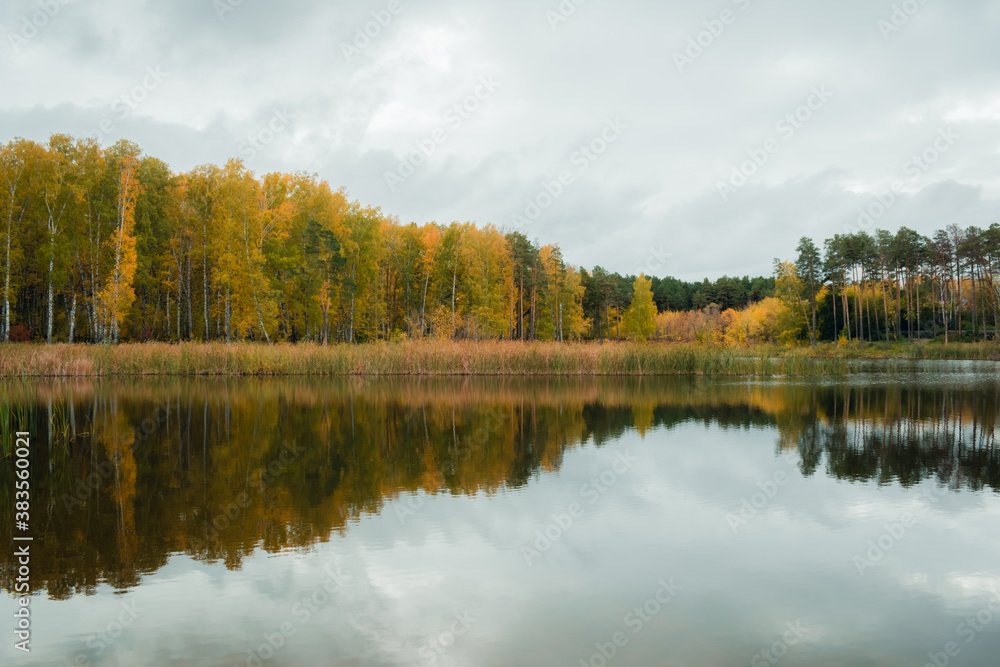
97, 145, 142, 343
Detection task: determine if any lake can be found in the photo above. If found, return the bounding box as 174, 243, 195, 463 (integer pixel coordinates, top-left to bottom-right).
2, 367, 1000, 666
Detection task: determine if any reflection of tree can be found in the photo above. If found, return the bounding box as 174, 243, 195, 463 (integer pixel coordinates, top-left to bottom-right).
107, 408, 138, 590
798, 384, 1000, 491
1, 376, 998, 599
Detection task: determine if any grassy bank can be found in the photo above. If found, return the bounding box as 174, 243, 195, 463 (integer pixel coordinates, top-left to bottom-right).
0, 341, 998, 378
784, 341, 1000, 361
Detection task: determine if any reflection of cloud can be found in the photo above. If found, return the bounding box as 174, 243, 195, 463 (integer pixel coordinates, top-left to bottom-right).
944, 574, 1000, 605
11, 415, 1000, 666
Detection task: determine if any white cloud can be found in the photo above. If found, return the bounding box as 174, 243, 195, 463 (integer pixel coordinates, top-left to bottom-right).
2, 0, 999, 279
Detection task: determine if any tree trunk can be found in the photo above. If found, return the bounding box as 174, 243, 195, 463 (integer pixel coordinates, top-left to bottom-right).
881, 264, 890, 342
864, 271, 872, 342
809, 283, 817, 347
68, 292, 77, 344
166, 287, 172, 344
186, 248, 194, 341
971, 264, 979, 340
244, 237, 272, 344
842, 274, 851, 341
3, 200, 18, 343
348, 265, 356, 344
831, 281, 837, 343
853, 265, 861, 341
956, 255, 963, 338
530, 284, 536, 341
871, 276, 880, 341
421, 273, 431, 337
47, 253, 54, 344
991, 259, 999, 340
203, 229, 209, 341
519, 271, 524, 341
907, 270, 913, 341
509, 269, 514, 340
895, 269, 903, 341
175, 259, 182, 343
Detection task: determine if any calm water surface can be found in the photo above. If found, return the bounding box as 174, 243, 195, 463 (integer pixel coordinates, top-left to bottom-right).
2, 367, 1000, 666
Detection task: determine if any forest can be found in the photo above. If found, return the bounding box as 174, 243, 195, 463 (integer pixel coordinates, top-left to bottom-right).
1, 134, 998, 346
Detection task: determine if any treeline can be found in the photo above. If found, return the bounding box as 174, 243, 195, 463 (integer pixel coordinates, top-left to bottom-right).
651, 274, 775, 312
0, 135, 775, 344
789, 226, 1000, 344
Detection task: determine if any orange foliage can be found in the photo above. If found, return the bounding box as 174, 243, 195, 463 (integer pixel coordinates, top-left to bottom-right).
654, 305, 719, 343
655, 298, 788, 346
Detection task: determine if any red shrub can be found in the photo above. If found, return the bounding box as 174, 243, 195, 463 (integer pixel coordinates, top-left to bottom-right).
9, 324, 32, 342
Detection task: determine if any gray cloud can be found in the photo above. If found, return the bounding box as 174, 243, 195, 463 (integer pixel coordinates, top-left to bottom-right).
2, 0, 999, 280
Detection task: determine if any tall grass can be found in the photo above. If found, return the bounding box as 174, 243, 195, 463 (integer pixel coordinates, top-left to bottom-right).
0, 340, 997, 378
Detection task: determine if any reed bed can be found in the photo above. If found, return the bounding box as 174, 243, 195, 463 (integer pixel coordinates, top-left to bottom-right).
0, 340, 998, 378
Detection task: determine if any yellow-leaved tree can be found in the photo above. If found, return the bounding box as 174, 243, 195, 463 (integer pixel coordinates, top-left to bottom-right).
341, 204, 383, 342
97, 150, 141, 342
560, 266, 589, 340
213, 161, 293, 342
623, 274, 657, 341
460, 223, 511, 340
714, 297, 787, 347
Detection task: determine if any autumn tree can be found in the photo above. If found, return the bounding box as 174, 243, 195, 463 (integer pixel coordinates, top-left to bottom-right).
623, 274, 656, 341
96, 143, 143, 342
183, 164, 221, 341
286, 176, 348, 343
0, 139, 39, 341
774, 260, 809, 344
340, 203, 382, 342
460, 223, 511, 340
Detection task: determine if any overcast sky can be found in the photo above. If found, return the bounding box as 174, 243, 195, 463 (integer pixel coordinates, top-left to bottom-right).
2, 0, 998, 281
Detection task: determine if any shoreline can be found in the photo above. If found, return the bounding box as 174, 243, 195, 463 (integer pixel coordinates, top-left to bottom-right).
1, 341, 999, 378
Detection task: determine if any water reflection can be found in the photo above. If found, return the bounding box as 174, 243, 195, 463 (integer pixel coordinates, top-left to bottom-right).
2, 373, 998, 601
